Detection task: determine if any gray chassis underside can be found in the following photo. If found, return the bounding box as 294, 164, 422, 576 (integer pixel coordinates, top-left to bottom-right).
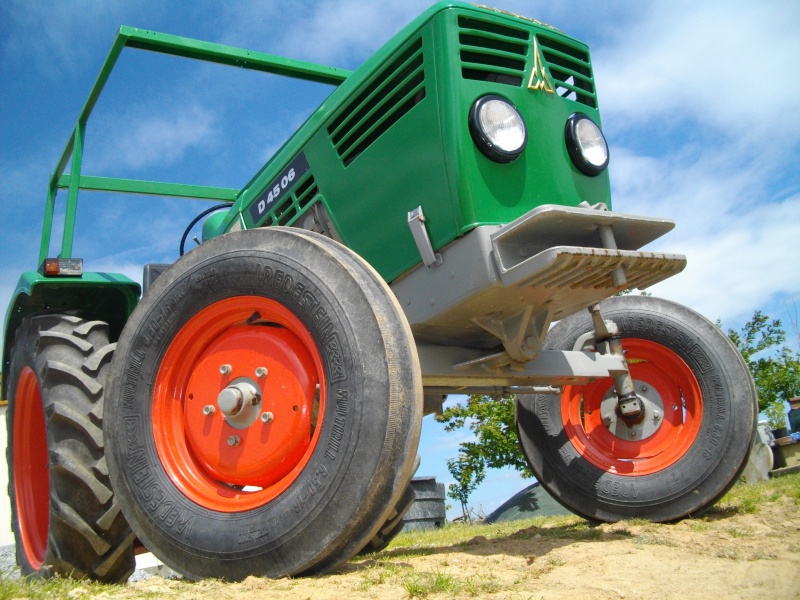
390, 203, 687, 412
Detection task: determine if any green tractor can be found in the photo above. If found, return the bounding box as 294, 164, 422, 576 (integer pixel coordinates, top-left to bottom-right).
3, 2, 756, 583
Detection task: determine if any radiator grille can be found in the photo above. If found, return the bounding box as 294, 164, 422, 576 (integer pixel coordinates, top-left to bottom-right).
458, 16, 528, 86
328, 38, 426, 167
535, 34, 596, 108
457, 15, 598, 108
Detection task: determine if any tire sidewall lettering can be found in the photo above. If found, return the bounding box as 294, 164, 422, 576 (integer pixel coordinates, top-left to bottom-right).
614, 312, 734, 490
114, 252, 360, 553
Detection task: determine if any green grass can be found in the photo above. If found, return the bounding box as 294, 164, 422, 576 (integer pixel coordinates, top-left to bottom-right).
402, 570, 458, 598
0, 573, 115, 600
710, 471, 800, 515
398, 569, 506, 598
0, 473, 796, 598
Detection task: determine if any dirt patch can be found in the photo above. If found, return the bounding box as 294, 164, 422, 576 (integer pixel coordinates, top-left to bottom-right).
89, 494, 800, 600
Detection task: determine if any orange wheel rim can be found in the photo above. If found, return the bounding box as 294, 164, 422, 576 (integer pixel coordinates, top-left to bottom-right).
14, 367, 50, 569
561, 339, 702, 476
153, 296, 326, 512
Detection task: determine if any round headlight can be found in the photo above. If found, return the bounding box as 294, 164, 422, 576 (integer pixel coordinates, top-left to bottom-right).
469, 95, 527, 163
565, 113, 609, 176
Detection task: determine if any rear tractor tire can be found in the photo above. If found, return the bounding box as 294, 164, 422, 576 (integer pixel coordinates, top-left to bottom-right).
6, 314, 135, 582
104, 228, 423, 580
516, 295, 756, 523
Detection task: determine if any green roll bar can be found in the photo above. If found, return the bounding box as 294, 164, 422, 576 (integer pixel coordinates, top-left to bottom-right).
41, 25, 352, 265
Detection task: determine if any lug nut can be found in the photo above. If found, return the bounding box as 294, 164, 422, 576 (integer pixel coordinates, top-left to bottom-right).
640, 385, 649, 393
629, 430, 637, 438
227, 435, 240, 447
260, 411, 274, 423
255, 367, 268, 378
203, 405, 216, 416
653, 411, 661, 422
220, 364, 232, 375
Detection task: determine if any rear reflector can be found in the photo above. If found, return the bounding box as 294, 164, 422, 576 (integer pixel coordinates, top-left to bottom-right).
42, 258, 83, 277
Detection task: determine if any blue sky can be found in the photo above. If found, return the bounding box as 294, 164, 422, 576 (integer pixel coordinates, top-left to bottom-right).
1, 1, 799, 520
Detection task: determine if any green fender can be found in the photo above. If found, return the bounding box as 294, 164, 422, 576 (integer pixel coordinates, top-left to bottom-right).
2, 271, 140, 400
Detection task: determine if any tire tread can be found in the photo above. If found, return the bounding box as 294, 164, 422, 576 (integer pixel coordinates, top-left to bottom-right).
6, 313, 135, 583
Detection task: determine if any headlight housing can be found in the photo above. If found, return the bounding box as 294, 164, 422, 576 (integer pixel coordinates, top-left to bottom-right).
564, 113, 609, 176
468, 95, 527, 163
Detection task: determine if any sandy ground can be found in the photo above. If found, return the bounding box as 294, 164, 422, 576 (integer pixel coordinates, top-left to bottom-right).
91, 494, 800, 600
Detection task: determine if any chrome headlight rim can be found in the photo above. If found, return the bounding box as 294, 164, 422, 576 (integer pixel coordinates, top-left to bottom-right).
468, 94, 528, 164
564, 112, 609, 176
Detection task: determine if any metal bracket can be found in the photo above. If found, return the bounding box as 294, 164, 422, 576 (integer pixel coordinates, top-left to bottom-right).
589, 303, 643, 421
418, 344, 630, 389
471, 306, 554, 363
407, 206, 442, 267
577, 200, 609, 211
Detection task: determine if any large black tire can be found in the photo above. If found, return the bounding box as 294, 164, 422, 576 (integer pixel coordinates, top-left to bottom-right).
6, 314, 135, 582
104, 228, 423, 580
356, 453, 420, 556
516, 296, 756, 522
357, 474, 417, 555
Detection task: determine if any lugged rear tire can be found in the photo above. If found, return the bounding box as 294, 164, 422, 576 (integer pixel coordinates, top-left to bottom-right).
6, 314, 135, 582
516, 296, 757, 523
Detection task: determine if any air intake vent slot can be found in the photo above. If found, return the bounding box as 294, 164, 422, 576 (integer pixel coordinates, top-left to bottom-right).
458, 16, 529, 87
265, 174, 319, 227
328, 38, 426, 167
536, 34, 596, 108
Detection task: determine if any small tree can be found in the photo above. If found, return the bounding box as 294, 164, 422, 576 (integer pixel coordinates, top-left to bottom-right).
438, 394, 533, 518
446, 454, 483, 522
725, 310, 800, 419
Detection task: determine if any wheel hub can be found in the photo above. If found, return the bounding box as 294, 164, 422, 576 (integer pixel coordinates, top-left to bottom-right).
600, 380, 664, 440
183, 327, 317, 488
561, 338, 703, 476
217, 379, 261, 429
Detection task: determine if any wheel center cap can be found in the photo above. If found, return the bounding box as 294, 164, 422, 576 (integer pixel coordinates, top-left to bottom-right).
217, 380, 261, 428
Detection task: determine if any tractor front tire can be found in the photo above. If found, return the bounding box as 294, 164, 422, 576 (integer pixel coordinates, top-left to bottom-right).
7, 314, 135, 582
104, 228, 423, 580
516, 296, 756, 522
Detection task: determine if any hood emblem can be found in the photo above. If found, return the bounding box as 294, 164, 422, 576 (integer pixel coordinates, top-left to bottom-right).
528, 39, 554, 94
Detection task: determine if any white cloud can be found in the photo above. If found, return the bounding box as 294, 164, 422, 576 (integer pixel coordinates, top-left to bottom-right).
648, 194, 800, 323
1, 0, 148, 77
217, 0, 430, 68
87, 105, 218, 172
613, 145, 800, 321
596, 0, 800, 142
592, 1, 800, 327
610, 141, 800, 323
281, 0, 429, 65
